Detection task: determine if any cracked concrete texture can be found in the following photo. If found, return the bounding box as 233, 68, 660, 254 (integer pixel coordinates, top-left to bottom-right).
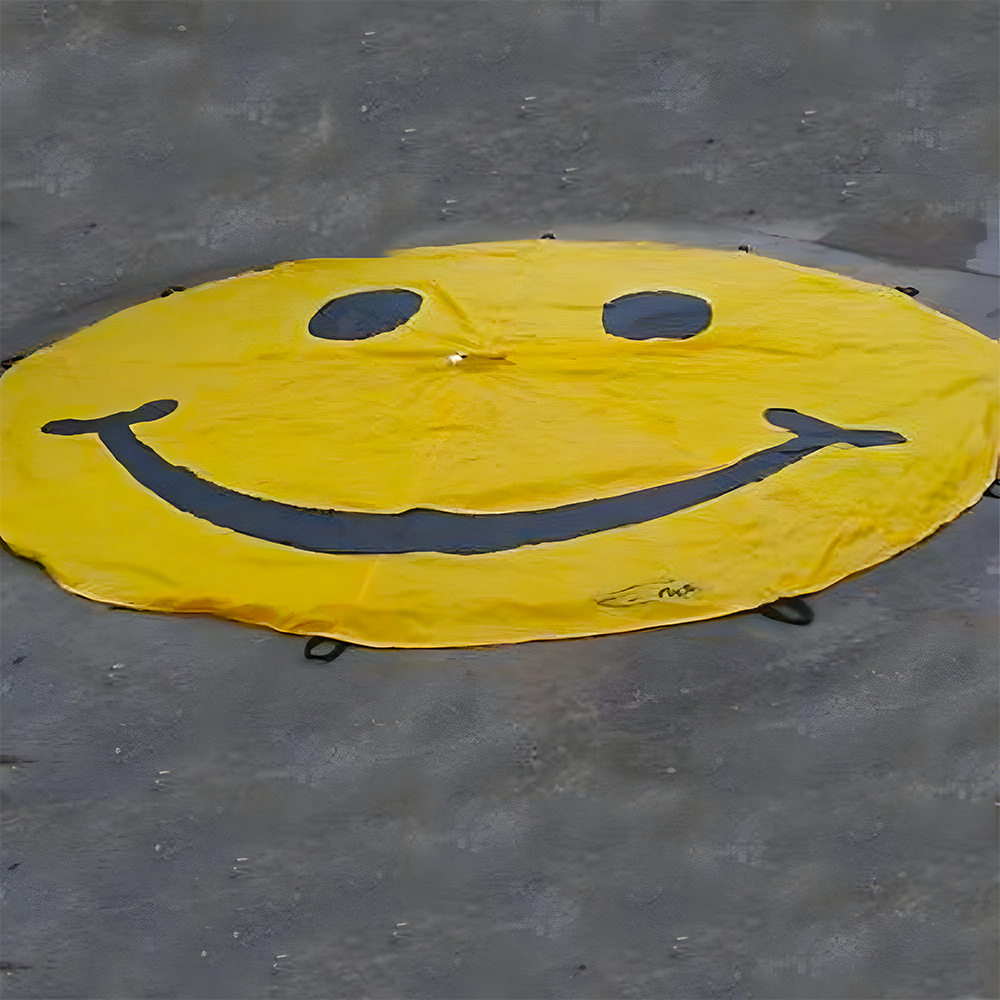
1, 2, 998, 998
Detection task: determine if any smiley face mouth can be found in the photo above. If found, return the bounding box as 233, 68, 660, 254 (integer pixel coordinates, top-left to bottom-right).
42, 400, 905, 556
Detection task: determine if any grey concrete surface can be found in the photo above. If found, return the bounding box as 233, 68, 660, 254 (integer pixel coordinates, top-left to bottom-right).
1, 3, 998, 999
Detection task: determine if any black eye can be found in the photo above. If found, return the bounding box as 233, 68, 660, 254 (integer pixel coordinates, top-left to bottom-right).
603, 291, 712, 340
308, 289, 423, 340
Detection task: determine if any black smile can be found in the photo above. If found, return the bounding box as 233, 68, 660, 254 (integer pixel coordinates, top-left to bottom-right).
42, 401, 905, 556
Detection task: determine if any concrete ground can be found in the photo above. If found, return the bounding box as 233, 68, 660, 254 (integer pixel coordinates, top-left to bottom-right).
1, 3, 997, 998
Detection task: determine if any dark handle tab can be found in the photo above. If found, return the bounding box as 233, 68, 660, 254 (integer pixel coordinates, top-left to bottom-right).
304, 637, 351, 662
760, 596, 814, 625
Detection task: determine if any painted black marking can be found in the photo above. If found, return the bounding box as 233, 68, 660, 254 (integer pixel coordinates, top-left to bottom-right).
308, 289, 422, 340
602, 292, 712, 340
42, 402, 905, 556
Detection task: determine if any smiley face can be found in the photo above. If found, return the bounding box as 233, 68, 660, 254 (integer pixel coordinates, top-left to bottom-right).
1, 241, 996, 647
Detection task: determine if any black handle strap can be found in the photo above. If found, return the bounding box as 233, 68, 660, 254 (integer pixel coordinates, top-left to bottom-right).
304, 637, 350, 662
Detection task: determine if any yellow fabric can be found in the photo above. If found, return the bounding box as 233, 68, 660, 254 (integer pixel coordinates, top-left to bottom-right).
1, 241, 996, 646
